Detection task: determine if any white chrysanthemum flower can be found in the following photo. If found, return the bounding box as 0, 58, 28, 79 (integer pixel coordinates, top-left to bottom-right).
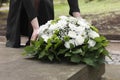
45, 20, 52, 26
81, 31, 88, 38
68, 23, 77, 31
88, 30, 100, 39
39, 25, 49, 35
88, 39, 96, 47
39, 16, 99, 48
74, 35, 85, 46
41, 34, 52, 42
59, 16, 68, 20
64, 40, 75, 49
68, 31, 77, 38
49, 24, 58, 31
77, 18, 90, 29
75, 26, 85, 34
68, 17, 77, 24
57, 20, 67, 29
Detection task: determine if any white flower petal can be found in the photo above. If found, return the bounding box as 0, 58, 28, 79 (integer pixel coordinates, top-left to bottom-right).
39, 25, 48, 34
68, 31, 77, 38
41, 34, 52, 42
75, 36, 85, 46
88, 30, 100, 39
88, 39, 96, 47
64, 40, 75, 49
64, 42, 70, 49
49, 24, 58, 31
59, 16, 67, 20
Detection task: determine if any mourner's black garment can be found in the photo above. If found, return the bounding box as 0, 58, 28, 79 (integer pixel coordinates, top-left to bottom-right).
37, 0, 54, 25
6, 0, 54, 48
6, 0, 80, 48
6, 0, 36, 47
36, 0, 80, 24
67, 0, 80, 16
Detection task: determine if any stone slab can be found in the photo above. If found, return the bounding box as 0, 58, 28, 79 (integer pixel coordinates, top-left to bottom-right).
0, 42, 104, 80
103, 64, 120, 80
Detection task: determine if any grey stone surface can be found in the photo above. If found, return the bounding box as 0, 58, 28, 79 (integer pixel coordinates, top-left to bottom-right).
69, 64, 105, 80
0, 43, 82, 80
0, 42, 104, 80
103, 65, 120, 80
1, 36, 120, 80
106, 41, 120, 65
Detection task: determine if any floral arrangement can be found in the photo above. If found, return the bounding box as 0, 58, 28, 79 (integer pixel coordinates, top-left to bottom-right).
24, 16, 111, 67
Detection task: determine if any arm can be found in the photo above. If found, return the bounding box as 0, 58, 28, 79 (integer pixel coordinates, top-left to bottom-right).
30, 17, 39, 41
67, 0, 81, 18
22, 0, 39, 41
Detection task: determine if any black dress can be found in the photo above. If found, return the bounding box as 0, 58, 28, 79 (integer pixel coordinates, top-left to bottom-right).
6, 0, 54, 48
67, 0, 80, 16
37, 0, 80, 24
37, 0, 54, 25
37, 0, 80, 22
6, 0, 37, 47
6, 0, 80, 48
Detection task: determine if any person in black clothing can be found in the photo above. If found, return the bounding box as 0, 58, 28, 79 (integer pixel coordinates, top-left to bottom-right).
67, 0, 81, 18
36, 0, 81, 25
6, 0, 39, 48
6, 0, 81, 48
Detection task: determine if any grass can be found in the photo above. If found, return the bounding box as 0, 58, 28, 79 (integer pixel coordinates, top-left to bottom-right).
54, 0, 120, 18
0, 0, 120, 18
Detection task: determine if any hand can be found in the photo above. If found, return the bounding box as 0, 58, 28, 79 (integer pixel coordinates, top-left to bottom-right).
72, 12, 82, 19
31, 17, 39, 41
30, 29, 39, 41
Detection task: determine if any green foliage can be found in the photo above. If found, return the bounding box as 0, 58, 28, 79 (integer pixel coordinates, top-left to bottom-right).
23, 16, 111, 68
24, 34, 110, 67
90, 26, 99, 33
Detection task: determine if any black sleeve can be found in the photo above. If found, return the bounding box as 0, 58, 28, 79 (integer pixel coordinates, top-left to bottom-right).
67, 0, 80, 16
22, 0, 37, 21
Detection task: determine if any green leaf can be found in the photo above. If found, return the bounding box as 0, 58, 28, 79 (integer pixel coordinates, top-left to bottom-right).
70, 43, 74, 49
58, 49, 69, 55
64, 36, 70, 41
47, 38, 52, 43
84, 38, 89, 44
49, 48, 56, 54
82, 45, 88, 52
34, 41, 41, 49
94, 36, 108, 44
89, 43, 102, 51
54, 37, 59, 42
24, 46, 34, 54
102, 49, 112, 60
97, 47, 104, 54
90, 26, 99, 32
94, 37, 102, 42
82, 58, 96, 67
65, 52, 72, 57
38, 37, 44, 45
38, 50, 46, 59
72, 49, 83, 54
100, 36, 106, 40
48, 54, 54, 61
70, 55, 81, 63
102, 40, 109, 47
45, 43, 52, 51
54, 40, 62, 49
54, 30, 59, 35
